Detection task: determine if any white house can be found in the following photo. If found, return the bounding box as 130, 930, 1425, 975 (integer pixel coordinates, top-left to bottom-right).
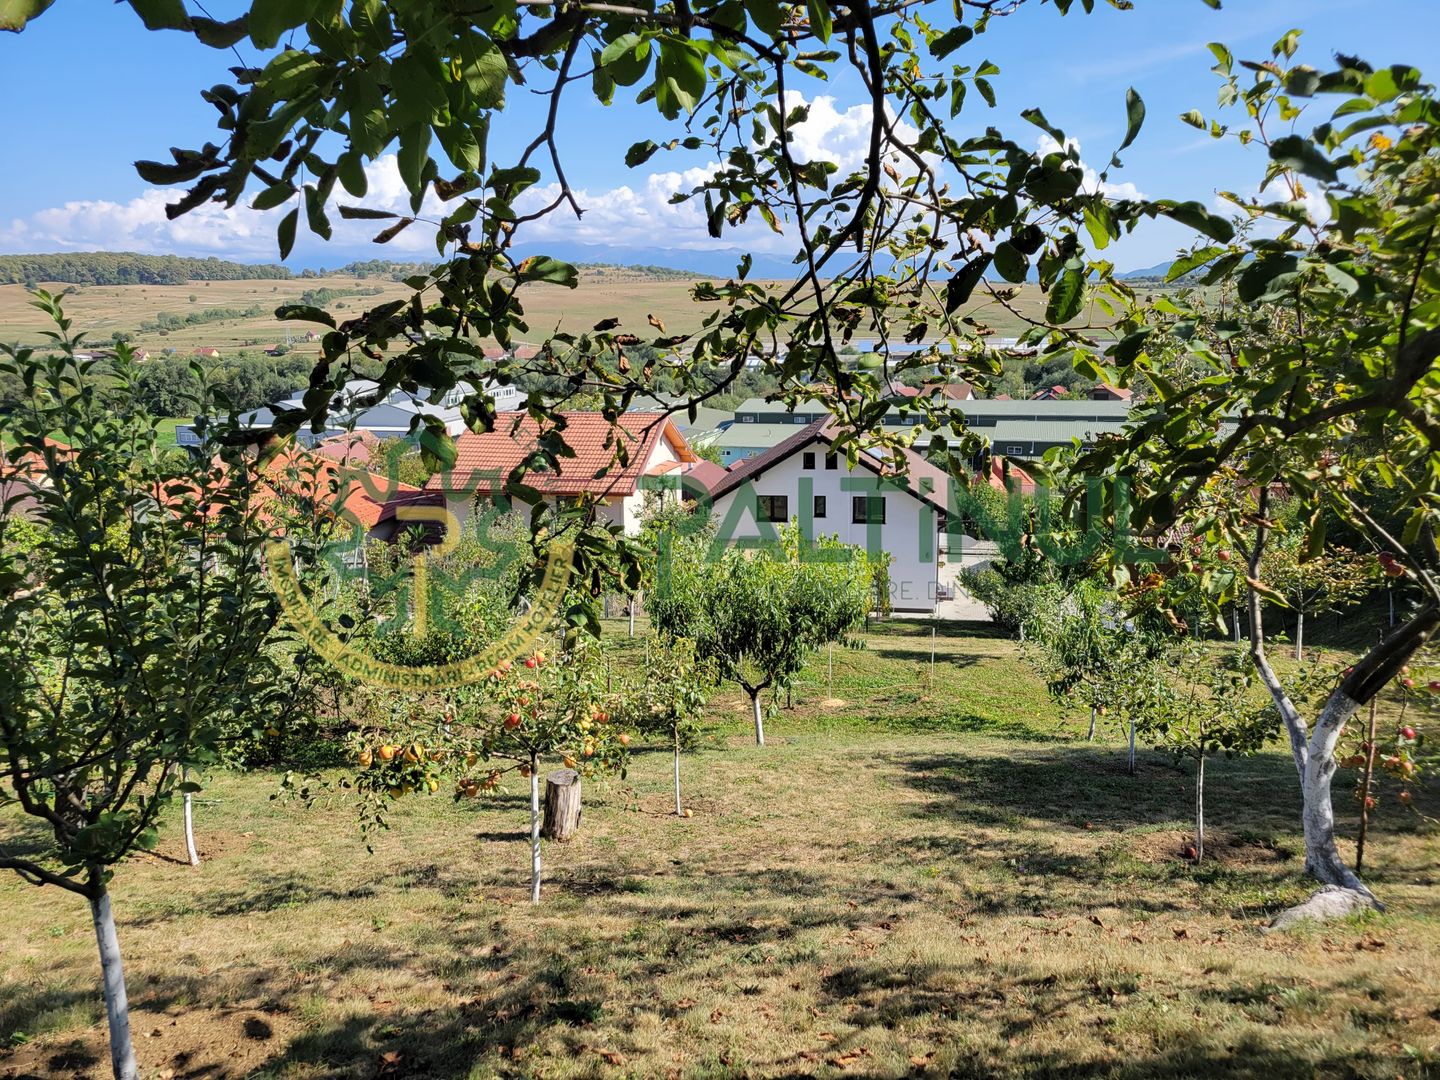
706, 418, 955, 613
428, 412, 696, 535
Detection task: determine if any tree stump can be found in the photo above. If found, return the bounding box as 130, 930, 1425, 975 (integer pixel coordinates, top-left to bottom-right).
541, 769, 582, 841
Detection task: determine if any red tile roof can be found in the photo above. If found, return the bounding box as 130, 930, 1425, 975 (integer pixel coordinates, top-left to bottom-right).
429, 412, 695, 500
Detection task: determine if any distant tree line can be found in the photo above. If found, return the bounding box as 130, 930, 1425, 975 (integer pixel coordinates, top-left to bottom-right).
0, 253, 292, 287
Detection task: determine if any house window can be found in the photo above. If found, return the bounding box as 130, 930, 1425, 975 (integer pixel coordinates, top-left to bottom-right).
757, 495, 789, 522
825, 452, 838, 470
813, 495, 827, 519
795, 414, 808, 423
802, 451, 816, 470
1006, 444, 1025, 455
852, 495, 886, 524
740, 415, 755, 423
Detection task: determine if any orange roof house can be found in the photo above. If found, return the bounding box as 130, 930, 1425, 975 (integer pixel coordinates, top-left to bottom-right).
427, 412, 696, 534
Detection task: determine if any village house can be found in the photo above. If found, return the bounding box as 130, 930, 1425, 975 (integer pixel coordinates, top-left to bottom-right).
428, 412, 696, 535
706, 419, 958, 613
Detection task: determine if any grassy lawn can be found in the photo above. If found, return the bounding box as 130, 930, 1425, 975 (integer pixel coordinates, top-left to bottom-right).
1, 623, 1437, 1079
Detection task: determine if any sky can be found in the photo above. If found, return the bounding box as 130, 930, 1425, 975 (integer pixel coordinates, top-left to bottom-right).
1, 0, 1438, 274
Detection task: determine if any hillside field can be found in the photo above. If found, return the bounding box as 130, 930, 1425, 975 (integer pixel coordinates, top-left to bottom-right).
0, 272, 1143, 360
1, 620, 1436, 1080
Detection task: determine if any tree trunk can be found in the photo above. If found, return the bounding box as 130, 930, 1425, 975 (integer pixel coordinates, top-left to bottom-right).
528, 754, 542, 904
1127, 715, 1136, 776
750, 691, 765, 746
1086, 706, 1097, 742
1356, 698, 1379, 872
89, 879, 140, 1080
541, 768, 582, 842
673, 727, 683, 817
1294, 604, 1305, 662
628, 597, 635, 638
1195, 753, 1205, 865
182, 766, 199, 868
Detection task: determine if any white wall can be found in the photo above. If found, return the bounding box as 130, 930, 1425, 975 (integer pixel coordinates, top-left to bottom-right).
709, 445, 943, 612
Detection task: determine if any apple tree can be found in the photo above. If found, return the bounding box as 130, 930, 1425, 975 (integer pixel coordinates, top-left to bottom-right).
1071, 46, 1440, 905
0, 299, 284, 1080
649, 527, 872, 744
1133, 646, 1277, 863
619, 635, 710, 816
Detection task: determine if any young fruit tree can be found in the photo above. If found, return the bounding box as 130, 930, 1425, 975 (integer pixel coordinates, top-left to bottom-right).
1133, 647, 1278, 864
0, 302, 283, 1080
1072, 47, 1440, 910
648, 527, 872, 745
620, 636, 710, 816
1257, 514, 1377, 660
351, 639, 631, 903
1025, 579, 1129, 740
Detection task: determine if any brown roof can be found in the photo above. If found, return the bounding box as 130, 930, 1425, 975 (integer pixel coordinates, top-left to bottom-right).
708, 418, 954, 518
428, 412, 695, 499
680, 459, 729, 495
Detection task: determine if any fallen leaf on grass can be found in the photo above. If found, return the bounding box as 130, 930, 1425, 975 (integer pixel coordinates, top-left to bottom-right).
596, 1048, 625, 1065
1089, 914, 1105, 928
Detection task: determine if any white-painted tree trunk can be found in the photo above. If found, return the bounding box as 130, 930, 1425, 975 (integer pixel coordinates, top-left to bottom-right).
89, 885, 140, 1080
628, 597, 635, 638
1087, 706, 1097, 741
673, 728, 683, 817
182, 766, 199, 867
1127, 716, 1136, 775
751, 693, 765, 746
529, 754, 542, 904
1194, 754, 1205, 864
1294, 605, 1305, 662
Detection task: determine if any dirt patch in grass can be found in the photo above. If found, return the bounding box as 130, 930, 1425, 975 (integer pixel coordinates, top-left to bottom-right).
140, 828, 257, 868
1, 1004, 294, 1080
1129, 829, 1299, 869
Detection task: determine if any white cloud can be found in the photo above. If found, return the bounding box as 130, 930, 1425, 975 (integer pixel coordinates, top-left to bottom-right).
0, 94, 938, 262
1036, 134, 1146, 201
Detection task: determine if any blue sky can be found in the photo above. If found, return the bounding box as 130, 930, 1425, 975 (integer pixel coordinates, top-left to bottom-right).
1, 0, 1437, 272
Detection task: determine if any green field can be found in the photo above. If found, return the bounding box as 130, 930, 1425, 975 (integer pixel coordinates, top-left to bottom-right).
2, 620, 1436, 1079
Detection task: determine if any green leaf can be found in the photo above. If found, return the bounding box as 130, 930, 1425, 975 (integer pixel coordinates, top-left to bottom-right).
1109, 328, 1153, 364
625, 140, 660, 168
1046, 265, 1085, 324
945, 254, 992, 313
1020, 107, 1065, 146
250, 0, 319, 49
993, 242, 1027, 283
397, 124, 431, 196
460, 32, 508, 109
274, 304, 336, 327
251, 183, 295, 211
1165, 246, 1226, 281
0, 0, 55, 31
337, 205, 398, 220
1083, 202, 1115, 250
1155, 200, 1235, 243
258, 49, 323, 99
127, 0, 189, 30
277, 208, 298, 260
516, 256, 579, 288
930, 24, 973, 59
806, 0, 832, 42
601, 33, 652, 86
1269, 134, 1339, 183
1238, 255, 1300, 303
1118, 87, 1145, 153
